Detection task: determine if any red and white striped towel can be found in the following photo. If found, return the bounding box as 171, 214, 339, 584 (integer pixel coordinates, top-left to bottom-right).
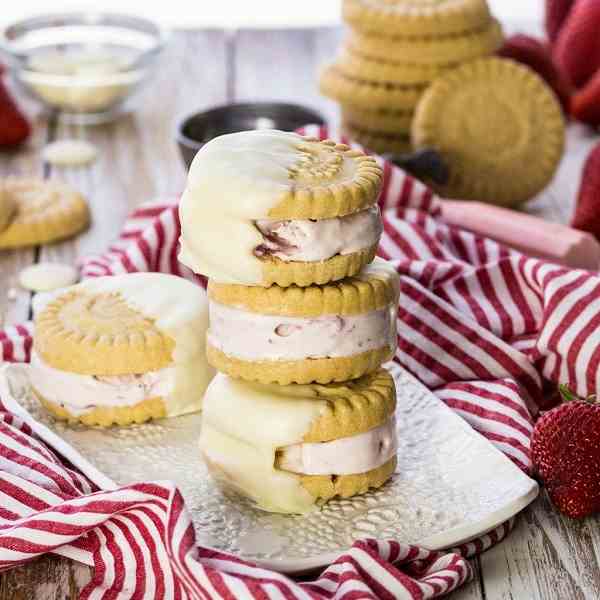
0, 125, 595, 598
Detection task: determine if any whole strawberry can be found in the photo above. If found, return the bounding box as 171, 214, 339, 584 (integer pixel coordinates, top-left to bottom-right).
532, 386, 600, 518
498, 34, 571, 112
571, 68, 600, 126
572, 142, 600, 237
0, 73, 30, 148
546, 0, 575, 44
554, 0, 600, 88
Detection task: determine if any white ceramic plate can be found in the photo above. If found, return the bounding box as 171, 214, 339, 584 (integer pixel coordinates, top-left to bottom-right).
1, 363, 538, 573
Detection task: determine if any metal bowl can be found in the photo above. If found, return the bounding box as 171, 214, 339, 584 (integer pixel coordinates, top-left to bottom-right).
176, 102, 326, 170
0, 12, 168, 124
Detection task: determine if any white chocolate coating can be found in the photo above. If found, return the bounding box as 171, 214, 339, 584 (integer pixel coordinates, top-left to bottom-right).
208, 302, 396, 360
200, 374, 396, 513
201, 374, 328, 513
30, 352, 173, 416
71, 274, 214, 416
279, 417, 397, 475
255, 207, 382, 262
178, 129, 376, 285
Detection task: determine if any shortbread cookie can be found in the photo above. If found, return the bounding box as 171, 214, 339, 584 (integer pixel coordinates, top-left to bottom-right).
320, 64, 426, 111
412, 58, 565, 206
32, 273, 215, 426
200, 369, 398, 513
348, 19, 503, 65
338, 47, 452, 86
0, 186, 16, 233
0, 178, 90, 249
178, 130, 383, 287
343, 0, 492, 37
342, 106, 414, 135
207, 258, 400, 385
343, 122, 413, 155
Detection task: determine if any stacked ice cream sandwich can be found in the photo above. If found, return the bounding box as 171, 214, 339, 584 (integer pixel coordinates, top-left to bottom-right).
179, 129, 400, 514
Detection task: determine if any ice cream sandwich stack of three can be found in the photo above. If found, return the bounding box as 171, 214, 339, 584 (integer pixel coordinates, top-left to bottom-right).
178, 129, 401, 514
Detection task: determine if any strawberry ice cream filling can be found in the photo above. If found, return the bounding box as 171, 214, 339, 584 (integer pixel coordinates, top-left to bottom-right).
29, 351, 174, 416
277, 417, 397, 475
208, 301, 397, 361
254, 206, 382, 262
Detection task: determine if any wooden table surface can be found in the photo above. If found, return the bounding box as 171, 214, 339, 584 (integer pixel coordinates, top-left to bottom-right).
1, 27, 599, 600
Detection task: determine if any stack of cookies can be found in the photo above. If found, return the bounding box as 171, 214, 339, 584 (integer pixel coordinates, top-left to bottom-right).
178, 129, 401, 514
319, 0, 503, 155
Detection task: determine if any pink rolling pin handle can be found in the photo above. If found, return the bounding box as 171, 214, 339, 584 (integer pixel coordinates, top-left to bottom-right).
439, 199, 600, 272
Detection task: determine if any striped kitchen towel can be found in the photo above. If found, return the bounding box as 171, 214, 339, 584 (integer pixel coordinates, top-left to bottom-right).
0, 124, 592, 598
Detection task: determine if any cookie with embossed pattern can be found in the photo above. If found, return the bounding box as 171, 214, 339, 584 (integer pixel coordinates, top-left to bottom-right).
178, 130, 384, 287
207, 258, 400, 385
0, 178, 89, 249
200, 369, 398, 513
32, 273, 214, 426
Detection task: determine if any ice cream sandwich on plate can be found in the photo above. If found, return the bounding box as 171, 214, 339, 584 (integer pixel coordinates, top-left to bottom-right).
31, 273, 214, 426
207, 258, 400, 384
201, 369, 398, 514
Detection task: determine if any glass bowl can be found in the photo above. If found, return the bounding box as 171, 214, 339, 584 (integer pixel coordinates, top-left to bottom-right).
0, 12, 168, 124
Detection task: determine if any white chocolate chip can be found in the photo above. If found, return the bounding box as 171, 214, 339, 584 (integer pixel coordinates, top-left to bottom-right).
42, 139, 98, 167
19, 263, 78, 292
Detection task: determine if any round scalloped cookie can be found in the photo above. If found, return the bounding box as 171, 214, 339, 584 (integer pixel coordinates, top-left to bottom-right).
343, 0, 493, 37
0, 178, 89, 249
320, 64, 426, 112
342, 106, 414, 135
342, 122, 413, 156
348, 18, 503, 66
412, 57, 565, 207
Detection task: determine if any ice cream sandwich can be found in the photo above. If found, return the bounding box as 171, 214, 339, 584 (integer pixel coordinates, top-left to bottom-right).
31, 273, 215, 426
178, 129, 383, 287
200, 369, 398, 513
206, 258, 399, 385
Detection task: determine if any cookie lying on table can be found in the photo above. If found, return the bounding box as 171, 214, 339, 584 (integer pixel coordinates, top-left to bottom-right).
206, 258, 400, 385
200, 369, 398, 514
178, 129, 383, 288
0, 178, 89, 249
30, 273, 214, 426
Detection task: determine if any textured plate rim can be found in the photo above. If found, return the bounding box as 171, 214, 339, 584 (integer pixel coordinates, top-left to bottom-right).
0, 365, 539, 574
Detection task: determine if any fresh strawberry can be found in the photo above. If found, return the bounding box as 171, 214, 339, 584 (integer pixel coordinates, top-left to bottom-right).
545, 0, 575, 44
497, 34, 571, 112
554, 0, 600, 88
572, 142, 600, 236
531, 385, 600, 518
0, 76, 30, 147
571, 68, 600, 126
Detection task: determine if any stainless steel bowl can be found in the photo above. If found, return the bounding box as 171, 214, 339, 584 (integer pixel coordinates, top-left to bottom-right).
0, 12, 168, 124
176, 102, 326, 169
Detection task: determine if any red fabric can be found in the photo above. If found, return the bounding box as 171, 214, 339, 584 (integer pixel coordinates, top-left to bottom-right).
1, 125, 592, 597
